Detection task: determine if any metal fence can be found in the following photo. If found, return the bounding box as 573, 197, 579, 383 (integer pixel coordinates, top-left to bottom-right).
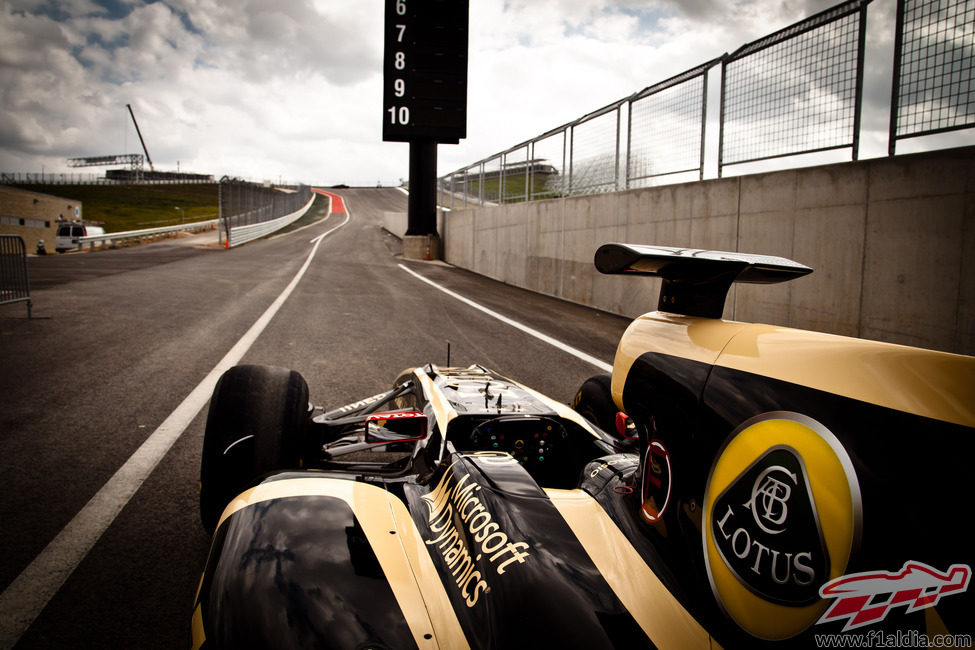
719, 0, 868, 168
0, 235, 32, 318
441, 0, 973, 208
219, 178, 313, 247
0, 172, 214, 185
629, 61, 714, 188
439, 60, 715, 207
529, 61, 714, 198
889, 0, 975, 152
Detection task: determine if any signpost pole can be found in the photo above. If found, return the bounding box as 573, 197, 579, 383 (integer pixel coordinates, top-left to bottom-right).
382, 0, 468, 260
405, 139, 440, 259
407, 142, 437, 233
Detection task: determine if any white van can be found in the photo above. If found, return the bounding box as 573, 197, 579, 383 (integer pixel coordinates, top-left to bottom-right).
55, 223, 105, 252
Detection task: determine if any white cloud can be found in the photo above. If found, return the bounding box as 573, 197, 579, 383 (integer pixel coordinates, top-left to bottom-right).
0, 0, 968, 186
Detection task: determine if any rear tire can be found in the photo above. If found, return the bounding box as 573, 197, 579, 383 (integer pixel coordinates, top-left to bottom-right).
199, 364, 310, 533
572, 374, 618, 434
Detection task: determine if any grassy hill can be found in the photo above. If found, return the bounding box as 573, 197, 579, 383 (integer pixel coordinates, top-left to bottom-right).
12, 183, 219, 232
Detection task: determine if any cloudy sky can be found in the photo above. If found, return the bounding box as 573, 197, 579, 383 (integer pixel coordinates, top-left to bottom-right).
0, 0, 958, 186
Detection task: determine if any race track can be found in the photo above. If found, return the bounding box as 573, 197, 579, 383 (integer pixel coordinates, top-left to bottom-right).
0, 187, 631, 648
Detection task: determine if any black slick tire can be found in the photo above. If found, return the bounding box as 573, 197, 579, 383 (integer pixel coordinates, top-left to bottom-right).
199, 364, 309, 533
572, 374, 618, 435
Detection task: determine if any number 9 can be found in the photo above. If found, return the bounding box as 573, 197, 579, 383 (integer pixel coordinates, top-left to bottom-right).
394, 79, 405, 97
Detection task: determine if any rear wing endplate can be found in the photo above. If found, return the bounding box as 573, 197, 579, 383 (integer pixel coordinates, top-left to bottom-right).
594, 243, 812, 318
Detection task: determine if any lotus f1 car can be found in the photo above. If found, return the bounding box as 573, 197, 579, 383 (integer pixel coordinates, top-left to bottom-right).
192, 244, 975, 648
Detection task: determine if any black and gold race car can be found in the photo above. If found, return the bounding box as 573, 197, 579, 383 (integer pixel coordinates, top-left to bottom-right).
192, 244, 975, 648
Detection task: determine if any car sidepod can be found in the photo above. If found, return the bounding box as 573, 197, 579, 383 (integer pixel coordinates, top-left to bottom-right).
590, 243, 975, 644
611, 312, 975, 644
192, 474, 467, 649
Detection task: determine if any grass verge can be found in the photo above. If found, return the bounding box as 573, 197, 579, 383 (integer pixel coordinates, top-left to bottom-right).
11, 183, 219, 232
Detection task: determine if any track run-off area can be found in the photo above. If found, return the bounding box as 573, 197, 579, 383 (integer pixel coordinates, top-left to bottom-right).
0, 187, 629, 648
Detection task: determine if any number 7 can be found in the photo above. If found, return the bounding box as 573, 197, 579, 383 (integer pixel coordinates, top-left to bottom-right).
396, 24, 406, 42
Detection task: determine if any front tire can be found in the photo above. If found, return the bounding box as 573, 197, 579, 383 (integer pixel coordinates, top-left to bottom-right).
199, 364, 310, 532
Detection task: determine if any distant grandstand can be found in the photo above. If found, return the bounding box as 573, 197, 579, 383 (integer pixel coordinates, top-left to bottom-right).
104, 168, 213, 182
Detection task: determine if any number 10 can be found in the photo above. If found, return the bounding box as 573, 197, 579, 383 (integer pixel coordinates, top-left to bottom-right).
388, 106, 410, 125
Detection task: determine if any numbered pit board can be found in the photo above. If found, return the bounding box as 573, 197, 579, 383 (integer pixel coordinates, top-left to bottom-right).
382, 0, 469, 144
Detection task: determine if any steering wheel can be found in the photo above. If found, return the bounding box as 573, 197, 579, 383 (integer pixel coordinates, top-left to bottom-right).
469, 415, 566, 465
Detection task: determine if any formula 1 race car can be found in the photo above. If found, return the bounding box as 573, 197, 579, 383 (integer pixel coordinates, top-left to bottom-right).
192, 244, 975, 649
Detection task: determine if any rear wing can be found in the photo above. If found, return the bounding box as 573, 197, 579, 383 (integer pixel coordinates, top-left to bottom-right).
594, 243, 812, 318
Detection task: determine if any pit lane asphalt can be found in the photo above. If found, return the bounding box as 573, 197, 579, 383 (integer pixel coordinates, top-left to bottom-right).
0, 187, 631, 648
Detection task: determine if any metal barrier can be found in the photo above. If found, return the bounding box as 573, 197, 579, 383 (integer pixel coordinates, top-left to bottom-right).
441, 0, 973, 205
719, 0, 868, 170
0, 235, 32, 318
226, 195, 315, 247
0, 172, 214, 186
77, 219, 219, 251
219, 179, 313, 248
889, 0, 975, 153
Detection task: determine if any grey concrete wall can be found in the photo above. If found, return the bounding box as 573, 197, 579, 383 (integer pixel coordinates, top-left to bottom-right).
442, 147, 975, 356
383, 210, 444, 240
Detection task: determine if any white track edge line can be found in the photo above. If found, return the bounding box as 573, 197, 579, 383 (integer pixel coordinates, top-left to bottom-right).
397, 263, 613, 374
0, 210, 351, 650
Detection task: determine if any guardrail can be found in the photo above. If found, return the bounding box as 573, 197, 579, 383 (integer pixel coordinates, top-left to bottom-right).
219, 179, 314, 248
226, 195, 314, 248
77, 219, 219, 251
0, 235, 32, 318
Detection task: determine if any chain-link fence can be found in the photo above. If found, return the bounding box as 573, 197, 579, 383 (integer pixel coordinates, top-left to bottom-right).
441, 0, 973, 208
889, 0, 975, 152
219, 178, 313, 247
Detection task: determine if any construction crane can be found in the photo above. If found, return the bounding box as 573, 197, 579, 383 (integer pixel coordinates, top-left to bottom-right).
66, 104, 212, 182
126, 104, 154, 172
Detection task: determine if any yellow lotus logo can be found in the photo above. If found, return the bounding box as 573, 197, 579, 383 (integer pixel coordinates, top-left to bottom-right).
703, 412, 862, 640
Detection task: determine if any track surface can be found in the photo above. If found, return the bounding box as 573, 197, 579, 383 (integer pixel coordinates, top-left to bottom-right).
0, 187, 631, 648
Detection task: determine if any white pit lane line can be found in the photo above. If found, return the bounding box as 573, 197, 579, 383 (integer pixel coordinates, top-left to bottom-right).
0, 209, 351, 648
398, 263, 613, 374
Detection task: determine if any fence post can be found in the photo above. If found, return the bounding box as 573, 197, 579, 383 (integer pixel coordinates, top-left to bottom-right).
568, 124, 575, 196
614, 105, 621, 192
852, 1, 868, 160
718, 57, 728, 178
699, 67, 709, 181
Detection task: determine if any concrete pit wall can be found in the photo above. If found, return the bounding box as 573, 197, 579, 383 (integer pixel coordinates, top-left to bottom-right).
441, 147, 975, 356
